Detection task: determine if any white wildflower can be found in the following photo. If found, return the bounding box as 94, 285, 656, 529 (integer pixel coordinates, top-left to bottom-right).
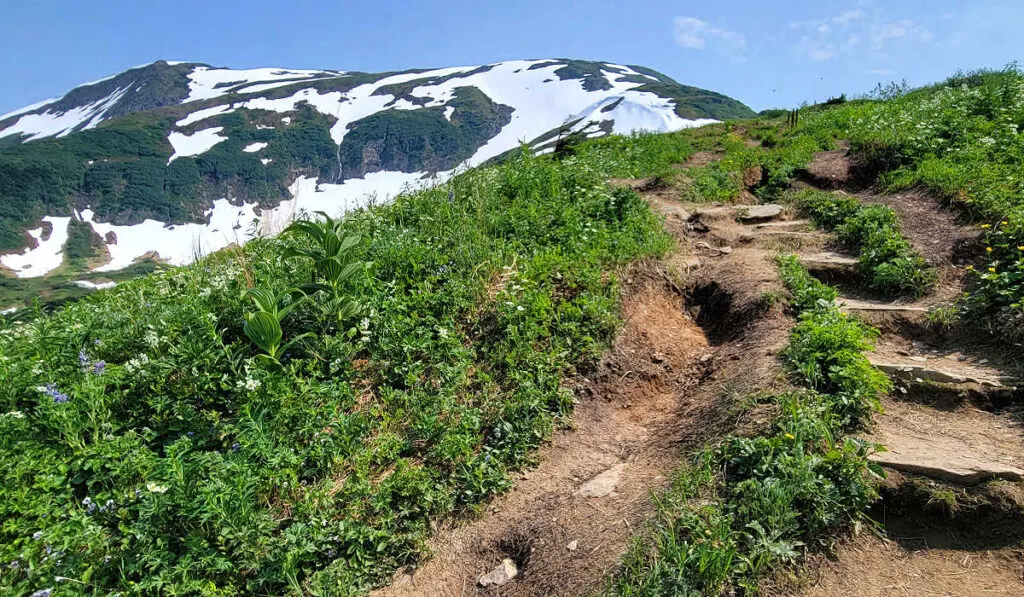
146, 482, 169, 494
238, 376, 261, 391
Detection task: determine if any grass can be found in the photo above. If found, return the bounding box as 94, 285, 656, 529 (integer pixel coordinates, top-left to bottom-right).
611, 256, 887, 595
0, 148, 670, 595
788, 188, 936, 296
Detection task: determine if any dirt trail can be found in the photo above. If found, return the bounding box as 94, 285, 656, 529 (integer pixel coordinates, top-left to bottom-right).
785, 148, 1024, 596
376, 168, 796, 596
376, 280, 712, 596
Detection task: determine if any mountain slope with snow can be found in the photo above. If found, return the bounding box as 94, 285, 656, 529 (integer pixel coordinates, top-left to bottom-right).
0, 58, 753, 285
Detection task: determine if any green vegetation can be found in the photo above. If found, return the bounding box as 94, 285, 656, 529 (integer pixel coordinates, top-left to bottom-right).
0, 149, 669, 595
612, 256, 886, 595
789, 188, 936, 296
791, 65, 1024, 338
340, 88, 512, 176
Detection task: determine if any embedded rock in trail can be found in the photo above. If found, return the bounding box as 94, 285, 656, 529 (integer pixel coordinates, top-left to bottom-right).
575, 463, 627, 498
838, 298, 929, 314
799, 252, 859, 269
869, 427, 1024, 485
737, 204, 783, 223
865, 400, 1024, 486
478, 559, 518, 587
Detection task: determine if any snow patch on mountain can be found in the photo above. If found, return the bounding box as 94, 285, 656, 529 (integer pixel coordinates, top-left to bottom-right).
243, 142, 268, 153
569, 95, 717, 136
176, 104, 236, 127
239, 65, 477, 144
167, 127, 228, 163
64, 170, 435, 274
0, 86, 132, 141
184, 67, 342, 103
0, 217, 71, 278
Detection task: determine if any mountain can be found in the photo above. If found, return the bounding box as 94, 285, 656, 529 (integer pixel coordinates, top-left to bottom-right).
0, 58, 753, 283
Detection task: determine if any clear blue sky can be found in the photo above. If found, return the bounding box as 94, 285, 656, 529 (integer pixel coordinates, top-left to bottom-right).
1, 0, 1020, 115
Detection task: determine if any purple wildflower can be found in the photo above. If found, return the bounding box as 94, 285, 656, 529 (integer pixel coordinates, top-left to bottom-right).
93, 361, 106, 376
43, 384, 69, 403
31, 590, 52, 597
79, 349, 90, 369
231, 443, 241, 451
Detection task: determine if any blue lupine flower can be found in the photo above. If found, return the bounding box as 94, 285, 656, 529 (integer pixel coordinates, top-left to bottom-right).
42, 384, 70, 403
79, 349, 90, 368
231, 443, 241, 451
187, 431, 195, 438
31, 589, 52, 597
93, 361, 106, 376
94, 339, 101, 346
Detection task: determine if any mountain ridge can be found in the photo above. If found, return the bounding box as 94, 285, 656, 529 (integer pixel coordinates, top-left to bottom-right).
0, 58, 754, 287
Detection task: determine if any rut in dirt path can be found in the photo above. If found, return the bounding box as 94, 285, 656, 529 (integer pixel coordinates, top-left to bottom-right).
375, 278, 715, 597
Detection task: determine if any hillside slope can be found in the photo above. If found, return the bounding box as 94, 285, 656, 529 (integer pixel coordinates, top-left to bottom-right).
0, 59, 752, 290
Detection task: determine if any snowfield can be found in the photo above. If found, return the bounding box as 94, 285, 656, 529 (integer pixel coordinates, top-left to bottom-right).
167, 127, 228, 163
0, 58, 724, 279
0, 86, 132, 141
0, 217, 72, 277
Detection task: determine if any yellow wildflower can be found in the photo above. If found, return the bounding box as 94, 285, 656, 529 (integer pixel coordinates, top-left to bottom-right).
784, 433, 795, 440
987, 246, 994, 253
965, 265, 975, 271
980, 223, 992, 229
989, 267, 998, 273
1002, 220, 1010, 226
1018, 246, 1024, 251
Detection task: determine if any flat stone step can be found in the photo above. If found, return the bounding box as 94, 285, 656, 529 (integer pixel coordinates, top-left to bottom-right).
840, 299, 929, 313
754, 219, 811, 230
868, 425, 1024, 485
869, 359, 1017, 388
800, 252, 859, 269
740, 230, 827, 240
737, 204, 784, 223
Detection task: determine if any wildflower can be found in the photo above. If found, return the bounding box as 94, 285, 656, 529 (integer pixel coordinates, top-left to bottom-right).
32, 531, 42, 540
238, 376, 261, 391
965, 265, 975, 271
146, 482, 169, 494
232, 443, 241, 451
187, 431, 195, 438
31, 589, 52, 597
987, 246, 994, 253
125, 353, 150, 373
55, 576, 70, 583
78, 349, 90, 369
989, 267, 997, 273
980, 223, 992, 229
40, 384, 69, 403
4, 411, 25, 418
784, 433, 795, 440
93, 360, 106, 375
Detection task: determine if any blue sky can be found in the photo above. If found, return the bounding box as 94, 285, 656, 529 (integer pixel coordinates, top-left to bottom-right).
0, 0, 1020, 115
